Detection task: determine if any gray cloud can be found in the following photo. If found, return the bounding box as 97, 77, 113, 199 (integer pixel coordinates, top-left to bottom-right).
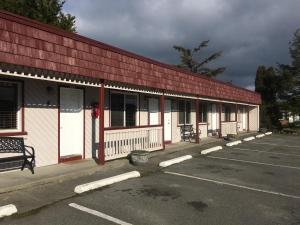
64, 0, 300, 90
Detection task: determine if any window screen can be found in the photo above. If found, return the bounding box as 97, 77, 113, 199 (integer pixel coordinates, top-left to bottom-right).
125, 95, 137, 126
0, 82, 18, 130
199, 102, 207, 123
111, 93, 124, 127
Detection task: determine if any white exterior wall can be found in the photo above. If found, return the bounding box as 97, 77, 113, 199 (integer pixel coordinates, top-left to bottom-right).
199, 123, 208, 138
249, 106, 259, 131
24, 79, 58, 167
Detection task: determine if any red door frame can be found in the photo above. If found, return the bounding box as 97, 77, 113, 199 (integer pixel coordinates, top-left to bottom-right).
98, 81, 105, 164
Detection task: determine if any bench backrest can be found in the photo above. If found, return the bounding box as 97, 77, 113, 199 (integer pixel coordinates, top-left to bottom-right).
0, 137, 25, 153
180, 125, 194, 133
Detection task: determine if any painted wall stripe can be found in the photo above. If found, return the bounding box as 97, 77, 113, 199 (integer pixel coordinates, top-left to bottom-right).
69, 203, 132, 225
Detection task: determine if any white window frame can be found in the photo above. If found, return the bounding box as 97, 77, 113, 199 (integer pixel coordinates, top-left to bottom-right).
110, 90, 139, 127
0, 80, 22, 133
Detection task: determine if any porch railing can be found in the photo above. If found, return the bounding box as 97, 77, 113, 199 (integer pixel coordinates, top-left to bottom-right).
221, 122, 237, 136
104, 126, 163, 160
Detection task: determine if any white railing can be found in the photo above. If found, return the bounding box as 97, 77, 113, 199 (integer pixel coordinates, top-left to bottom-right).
104, 126, 163, 160
221, 122, 237, 136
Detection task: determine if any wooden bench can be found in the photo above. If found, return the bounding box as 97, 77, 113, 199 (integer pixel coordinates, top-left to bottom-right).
180, 124, 196, 142
0, 137, 35, 174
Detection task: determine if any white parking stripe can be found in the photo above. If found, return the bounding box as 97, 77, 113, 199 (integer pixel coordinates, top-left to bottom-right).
69, 203, 132, 225
249, 142, 300, 148
165, 171, 300, 200
232, 147, 300, 157
207, 156, 300, 170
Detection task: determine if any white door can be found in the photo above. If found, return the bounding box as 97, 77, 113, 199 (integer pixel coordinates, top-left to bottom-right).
242, 107, 246, 130
211, 104, 217, 131
164, 99, 172, 142
60, 87, 84, 157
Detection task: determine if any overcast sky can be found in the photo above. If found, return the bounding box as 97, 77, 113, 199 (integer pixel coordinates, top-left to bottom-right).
64, 0, 300, 90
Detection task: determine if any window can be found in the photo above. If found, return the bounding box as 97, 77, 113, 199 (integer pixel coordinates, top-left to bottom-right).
0, 81, 22, 132
178, 100, 191, 124
199, 102, 207, 123
224, 105, 231, 122
110, 92, 137, 127
148, 97, 159, 125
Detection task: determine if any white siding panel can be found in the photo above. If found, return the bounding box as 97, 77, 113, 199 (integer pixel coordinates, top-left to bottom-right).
24, 79, 58, 167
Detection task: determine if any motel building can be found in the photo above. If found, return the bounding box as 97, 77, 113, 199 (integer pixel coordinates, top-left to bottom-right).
0, 11, 261, 169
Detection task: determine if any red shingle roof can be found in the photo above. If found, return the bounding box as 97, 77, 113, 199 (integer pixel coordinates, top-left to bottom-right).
0, 10, 261, 104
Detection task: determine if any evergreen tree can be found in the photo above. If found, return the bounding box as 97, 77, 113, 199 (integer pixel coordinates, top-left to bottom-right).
173, 40, 225, 77
255, 66, 282, 129
0, 0, 76, 32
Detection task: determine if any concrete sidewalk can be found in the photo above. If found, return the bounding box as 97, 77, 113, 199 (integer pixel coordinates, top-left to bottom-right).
0, 132, 256, 216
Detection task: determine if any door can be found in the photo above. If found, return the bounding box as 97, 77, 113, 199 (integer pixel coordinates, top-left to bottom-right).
211, 103, 217, 131
164, 99, 172, 142
60, 87, 84, 157
242, 107, 246, 130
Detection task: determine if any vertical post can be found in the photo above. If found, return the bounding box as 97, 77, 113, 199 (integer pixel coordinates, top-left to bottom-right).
247, 105, 250, 132
160, 93, 165, 150
257, 105, 260, 131
98, 81, 105, 164
219, 103, 222, 138
195, 99, 200, 143
235, 104, 238, 134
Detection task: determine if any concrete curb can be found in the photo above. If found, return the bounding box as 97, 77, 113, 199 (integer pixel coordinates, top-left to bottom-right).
226, 140, 242, 147
201, 146, 223, 155
265, 132, 272, 135
0, 204, 17, 218
256, 134, 265, 138
243, 136, 255, 142
159, 155, 192, 168
74, 171, 141, 194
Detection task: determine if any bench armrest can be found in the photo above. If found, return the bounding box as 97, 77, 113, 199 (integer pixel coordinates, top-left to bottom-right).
24, 145, 35, 157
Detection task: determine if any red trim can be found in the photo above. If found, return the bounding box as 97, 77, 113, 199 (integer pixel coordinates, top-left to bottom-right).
99, 82, 105, 164
247, 105, 250, 132
60, 155, 82, 163
195, 99, 200, 143
83, 88, 86, 159
21, 80, 25, 133
0, 131, 27, 136
164, 141, 172, 145
160, 94, 165, 150
138, 93, 141, 126
58, 87, 60, 163
104, 124, 161, 131
219, 103, 222, 138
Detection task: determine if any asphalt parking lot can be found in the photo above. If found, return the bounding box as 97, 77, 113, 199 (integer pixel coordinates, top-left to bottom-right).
1, 134, 300, 225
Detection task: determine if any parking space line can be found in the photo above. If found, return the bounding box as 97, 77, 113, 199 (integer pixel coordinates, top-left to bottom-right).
249, 142, 300, 148
206, 156, 300, 170
232, 147, 300, 157
165, 171, 300, 200
69, 203, 132, 225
